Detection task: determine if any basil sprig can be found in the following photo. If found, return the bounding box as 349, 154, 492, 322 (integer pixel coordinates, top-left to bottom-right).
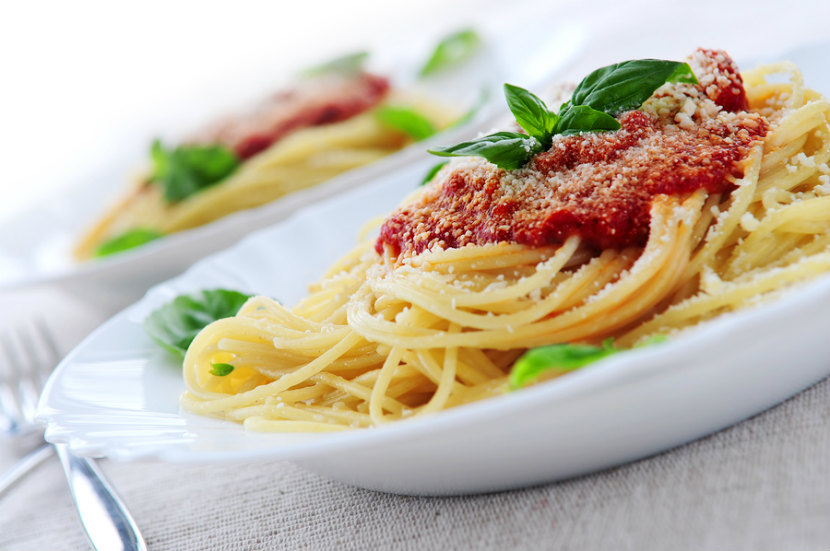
504, 83, 560, 140
555, 105, 621, 136
429, 59, 697, 170
509, 336, 667, 389
94, 228, 164, 258
375, 106, 437, 141
430, 130, 541, 171
150, 140, 239, 204
302, 51, 369, 77
419, 29, 481, 78
568, 59, 698, 116
143, 289, 253, 357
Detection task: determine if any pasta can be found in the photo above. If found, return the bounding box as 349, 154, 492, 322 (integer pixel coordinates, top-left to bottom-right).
74, 71, 456, 260
181, 49, 830, 432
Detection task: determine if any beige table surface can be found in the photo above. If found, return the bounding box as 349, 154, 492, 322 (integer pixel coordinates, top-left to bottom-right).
0, 287, 828, 551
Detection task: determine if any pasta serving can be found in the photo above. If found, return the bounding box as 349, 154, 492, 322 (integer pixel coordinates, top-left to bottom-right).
74, 66, 456, 260
180, 49, 830, 432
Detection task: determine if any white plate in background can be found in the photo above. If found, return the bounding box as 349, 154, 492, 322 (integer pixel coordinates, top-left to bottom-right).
0, 22, 586, 314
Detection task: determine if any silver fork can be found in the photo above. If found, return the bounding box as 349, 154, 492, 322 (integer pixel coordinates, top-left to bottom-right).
0, 318, 147, 551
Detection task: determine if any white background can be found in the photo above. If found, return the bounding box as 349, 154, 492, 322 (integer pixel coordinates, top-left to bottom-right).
0, 0, 827, 223
0, 0, 513, 221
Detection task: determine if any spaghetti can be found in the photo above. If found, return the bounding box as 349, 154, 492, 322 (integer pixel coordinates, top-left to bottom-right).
181, 49, 830, 432
74, 72, 456, 260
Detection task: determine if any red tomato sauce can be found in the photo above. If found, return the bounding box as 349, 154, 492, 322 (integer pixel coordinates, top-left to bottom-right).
193, 72, 389, 160
376, 50, 768, 257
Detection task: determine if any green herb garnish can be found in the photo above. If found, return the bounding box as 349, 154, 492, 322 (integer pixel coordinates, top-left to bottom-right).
419, 29, 482, 77
503, 82, 561, 141
567, 59, 697, 116
429, 129, 540, 170
302, 51, 369, 77
509, 336, 666, 390
143, 289, 253, 357
429, 59, 697, 170
554, 104, 621, 136
150, 140, 239, 203
375, 106, 437, 141
94, 228, 164, 258
210, 363, 235, 376
421, 161, 449, 186
509, 340, 618, 390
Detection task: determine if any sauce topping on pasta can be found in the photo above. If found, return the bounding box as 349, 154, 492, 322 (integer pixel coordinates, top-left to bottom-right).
377, 50, 768, 256
192, 72, 389, 160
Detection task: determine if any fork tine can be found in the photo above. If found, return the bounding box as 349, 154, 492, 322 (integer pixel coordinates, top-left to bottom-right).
0, 332, 26, 431
0, 379, 21, 433
14, 321, 54, 424
0, 319, 61, 434
33, 318, 61, 377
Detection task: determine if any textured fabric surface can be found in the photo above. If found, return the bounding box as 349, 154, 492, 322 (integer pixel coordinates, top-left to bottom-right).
2, 375, 828, 551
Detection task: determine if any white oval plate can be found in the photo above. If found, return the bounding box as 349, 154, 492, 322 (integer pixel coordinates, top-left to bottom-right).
0, 22, 587, 315
36, 145, 830, 495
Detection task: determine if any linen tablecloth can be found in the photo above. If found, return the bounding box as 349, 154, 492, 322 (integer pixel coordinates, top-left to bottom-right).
0, 288, 828, 550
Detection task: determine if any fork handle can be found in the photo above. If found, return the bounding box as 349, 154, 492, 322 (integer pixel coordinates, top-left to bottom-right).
55, 444, 147, 551
0, 443, 55, 496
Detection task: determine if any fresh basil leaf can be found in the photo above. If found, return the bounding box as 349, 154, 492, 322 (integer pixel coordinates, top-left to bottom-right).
570, 59, 698, 116
428, 131, 541, 170
375, 106, 437, 141
210, 363, 235, 376
150, 140, 239, 203
143, 289, 253, 357
302, 51, 369, 77
666, 63, 698, 85
555, 105, 621, 136
429, 58, 695, 171
509, 335, 667, 389
421, 161, 449, 186
503, 83, 558, 142
419, 29, 482, 77
94, 228, 164, 258
509, 343, 617, 390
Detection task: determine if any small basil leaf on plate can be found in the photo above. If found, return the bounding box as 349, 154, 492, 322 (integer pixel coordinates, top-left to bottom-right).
421, 161, 449, 186
419, 28, 482, 77
555, 104, 621, 136
509, 336, 667, 389
143, 289, 253, 357
571, 60, 698, 116
151, 140, 239, 203
503, 83, 559, 143
302, 51, 369, 77
210, 363, 235, 376
509, 343, 618, 390
375, 106, 437, 141
94, 228, 164, 258
428, 131, 541, 170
